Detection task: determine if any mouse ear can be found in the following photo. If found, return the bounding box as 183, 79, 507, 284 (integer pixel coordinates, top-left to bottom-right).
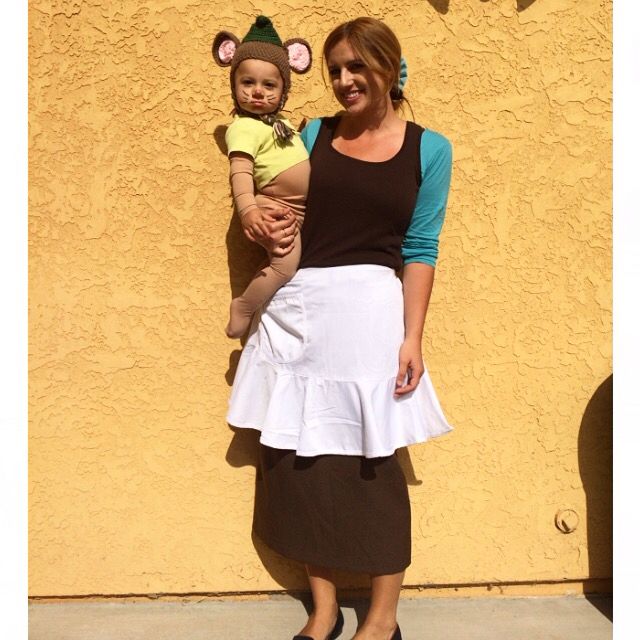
212, 31, 239, 66
283, 38, 312, 74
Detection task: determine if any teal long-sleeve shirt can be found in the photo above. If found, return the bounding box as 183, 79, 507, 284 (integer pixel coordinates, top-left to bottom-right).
300, 118, 452, 268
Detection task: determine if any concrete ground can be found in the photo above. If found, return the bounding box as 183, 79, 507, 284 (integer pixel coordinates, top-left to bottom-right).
29, 595, 612, 640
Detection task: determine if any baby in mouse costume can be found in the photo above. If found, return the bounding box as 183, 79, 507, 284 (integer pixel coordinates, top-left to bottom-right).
213, 16, 312, 338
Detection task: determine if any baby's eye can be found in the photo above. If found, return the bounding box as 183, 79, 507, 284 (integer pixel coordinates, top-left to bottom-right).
264, 82, 276, 89
241, 79, 254, 85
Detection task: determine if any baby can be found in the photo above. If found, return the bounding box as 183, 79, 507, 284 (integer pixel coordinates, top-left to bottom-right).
213, 16, 312, 338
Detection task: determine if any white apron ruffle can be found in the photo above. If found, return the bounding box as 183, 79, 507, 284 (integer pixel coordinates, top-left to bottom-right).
227, 265, 453, 458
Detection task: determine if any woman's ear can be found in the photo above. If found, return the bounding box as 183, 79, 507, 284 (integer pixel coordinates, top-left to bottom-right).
212, 31, 239, 66
283, 38, 313, 74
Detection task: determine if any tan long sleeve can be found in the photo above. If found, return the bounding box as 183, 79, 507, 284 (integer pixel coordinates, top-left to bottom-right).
229, 154, 258, 217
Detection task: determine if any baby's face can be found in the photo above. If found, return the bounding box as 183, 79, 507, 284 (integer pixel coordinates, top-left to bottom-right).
234, 59, 284, 116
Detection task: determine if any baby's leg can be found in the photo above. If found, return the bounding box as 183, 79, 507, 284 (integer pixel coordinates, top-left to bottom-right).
226, 232, 302, 339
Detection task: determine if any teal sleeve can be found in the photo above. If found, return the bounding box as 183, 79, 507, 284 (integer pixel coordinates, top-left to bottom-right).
300, 118, 322, 154
401, 129, 453, 267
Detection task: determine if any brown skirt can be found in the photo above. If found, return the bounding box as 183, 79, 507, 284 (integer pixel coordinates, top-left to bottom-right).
253, 444, 411, 575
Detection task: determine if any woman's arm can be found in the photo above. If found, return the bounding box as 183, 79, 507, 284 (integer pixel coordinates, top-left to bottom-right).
395, 130, 452, 396
400, 130, 452, 267
394, 263, 435, 397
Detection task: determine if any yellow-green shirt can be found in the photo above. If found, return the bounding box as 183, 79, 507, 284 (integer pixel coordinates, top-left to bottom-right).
225, 115, 309, 190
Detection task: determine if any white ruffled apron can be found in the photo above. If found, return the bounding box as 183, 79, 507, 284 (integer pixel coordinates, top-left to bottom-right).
227, 264, 453, 458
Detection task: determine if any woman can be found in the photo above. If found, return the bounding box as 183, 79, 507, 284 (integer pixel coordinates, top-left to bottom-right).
227, 17, 453, 640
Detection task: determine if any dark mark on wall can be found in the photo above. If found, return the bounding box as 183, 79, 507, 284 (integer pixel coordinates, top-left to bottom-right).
426, 0, 449, 15
426, 0, 538, 14
517, 0, 537, 11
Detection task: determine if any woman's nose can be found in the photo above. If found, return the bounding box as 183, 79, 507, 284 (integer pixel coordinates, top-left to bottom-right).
339, 68, 353, 86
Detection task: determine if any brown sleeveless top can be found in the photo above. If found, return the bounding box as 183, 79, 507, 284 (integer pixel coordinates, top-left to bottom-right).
299, 116, 423, 271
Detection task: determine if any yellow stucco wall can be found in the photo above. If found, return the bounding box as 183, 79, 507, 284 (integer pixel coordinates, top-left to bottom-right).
29, 0, 611, 596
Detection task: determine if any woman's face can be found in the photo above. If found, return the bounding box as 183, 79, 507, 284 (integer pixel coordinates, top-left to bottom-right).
233, 59, 284, 115
326, 39, 389, 116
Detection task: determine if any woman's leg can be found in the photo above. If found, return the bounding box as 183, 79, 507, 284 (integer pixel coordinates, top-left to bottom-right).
296, 563, 340, 639
352, 571, 404, 640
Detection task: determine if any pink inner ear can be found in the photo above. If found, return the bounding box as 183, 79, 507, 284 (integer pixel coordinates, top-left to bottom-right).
218, 39, 236, 64
287, 42, 311, 72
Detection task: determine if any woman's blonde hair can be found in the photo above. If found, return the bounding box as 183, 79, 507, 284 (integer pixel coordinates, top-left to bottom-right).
322, 17, 406, 110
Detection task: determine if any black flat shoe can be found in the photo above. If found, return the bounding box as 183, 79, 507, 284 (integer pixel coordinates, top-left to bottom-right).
329, 609, 345, 640
390, 624, 402, 640
292, 608, 344, 640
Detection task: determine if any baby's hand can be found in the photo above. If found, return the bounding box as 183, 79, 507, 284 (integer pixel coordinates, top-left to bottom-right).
241, 207, 274, 242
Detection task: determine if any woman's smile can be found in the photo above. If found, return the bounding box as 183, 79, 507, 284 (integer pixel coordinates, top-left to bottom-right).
342, 89, 364, 104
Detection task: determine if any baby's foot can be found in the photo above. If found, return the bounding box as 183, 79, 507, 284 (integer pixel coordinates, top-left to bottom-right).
225, 299, 252, 339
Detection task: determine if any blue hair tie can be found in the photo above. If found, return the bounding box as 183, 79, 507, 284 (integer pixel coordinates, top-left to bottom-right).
398, 56, 408, 91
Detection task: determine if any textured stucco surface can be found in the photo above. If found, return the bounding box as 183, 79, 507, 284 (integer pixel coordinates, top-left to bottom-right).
29, 0, 612, 596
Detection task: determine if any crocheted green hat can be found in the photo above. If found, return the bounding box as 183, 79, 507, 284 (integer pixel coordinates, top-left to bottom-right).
242, 15, 282, 45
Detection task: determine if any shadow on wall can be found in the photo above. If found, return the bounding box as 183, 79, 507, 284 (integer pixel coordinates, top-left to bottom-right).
426, 0, 450, 12
225, 430, 309, 589
578, 375, 613, 620
426, 0, 537, 13
214, 124, 267, 300
217, 115, 314, 593
213, 125, 268, 386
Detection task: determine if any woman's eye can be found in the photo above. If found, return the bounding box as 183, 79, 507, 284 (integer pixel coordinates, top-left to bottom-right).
328, 68, 339, 77
348, 62, 365, 71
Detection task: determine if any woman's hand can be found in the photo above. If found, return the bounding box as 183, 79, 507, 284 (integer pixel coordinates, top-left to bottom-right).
395, 262, 435, 397
242, 208, 298, 256
394, 337, 425, 397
